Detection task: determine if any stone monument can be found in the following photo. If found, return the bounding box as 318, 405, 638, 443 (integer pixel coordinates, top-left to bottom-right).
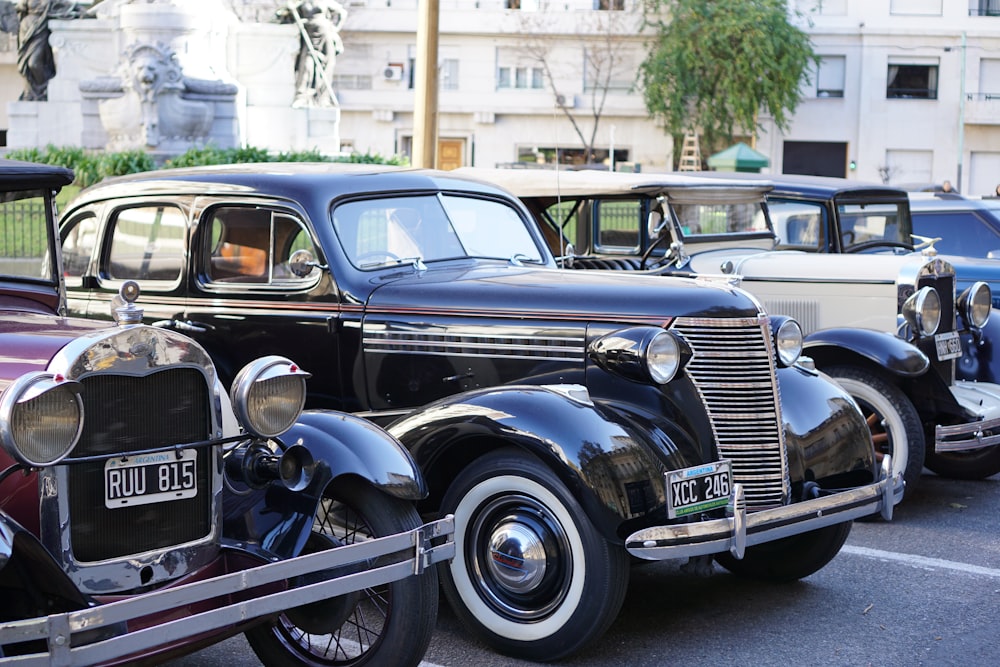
5, 0, 341, 157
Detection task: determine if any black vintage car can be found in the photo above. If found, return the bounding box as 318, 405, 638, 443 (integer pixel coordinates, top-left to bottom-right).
59, 163, 900, 662
0, 159, 452, 666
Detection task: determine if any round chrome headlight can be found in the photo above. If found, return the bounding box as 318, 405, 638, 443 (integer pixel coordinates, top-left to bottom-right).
902, 286, 941, 337
230, 356, 311, 439
646, 330, 682, 384
959, 281, 991, 329
0, 373, 83, 466
773, 318, 803, 368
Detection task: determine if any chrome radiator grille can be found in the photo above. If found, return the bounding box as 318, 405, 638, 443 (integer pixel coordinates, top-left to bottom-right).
671, 316, 790, 511
67, 368, 212, 562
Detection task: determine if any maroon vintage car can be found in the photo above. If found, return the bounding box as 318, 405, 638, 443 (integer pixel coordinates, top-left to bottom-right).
0, 159, 452, 666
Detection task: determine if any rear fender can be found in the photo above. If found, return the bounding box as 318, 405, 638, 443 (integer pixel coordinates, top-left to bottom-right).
223, 410, 425, 560
387, 384, 696, 543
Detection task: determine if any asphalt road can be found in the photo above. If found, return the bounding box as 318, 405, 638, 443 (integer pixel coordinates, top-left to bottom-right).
169, 471, 1000, 667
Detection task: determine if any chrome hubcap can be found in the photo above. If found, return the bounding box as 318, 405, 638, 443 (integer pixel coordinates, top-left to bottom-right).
469, 493, 572, 621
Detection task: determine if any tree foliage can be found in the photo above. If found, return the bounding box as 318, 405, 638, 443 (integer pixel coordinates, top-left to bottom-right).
639, 0, 816, 154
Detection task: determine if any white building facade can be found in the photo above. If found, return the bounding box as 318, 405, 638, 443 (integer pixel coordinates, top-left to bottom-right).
1, 0, 999, 191
764, 0, 1000, 195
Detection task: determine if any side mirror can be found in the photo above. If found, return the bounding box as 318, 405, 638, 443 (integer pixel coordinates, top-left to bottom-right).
288, 248, 322, 277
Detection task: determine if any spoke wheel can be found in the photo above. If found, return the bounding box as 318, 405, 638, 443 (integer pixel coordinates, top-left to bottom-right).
245, 480, 437, 667
825, 365, 925, 495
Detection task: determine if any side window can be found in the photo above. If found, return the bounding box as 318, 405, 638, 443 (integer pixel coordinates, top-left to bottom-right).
911, 211, 1000, 258
595, 199, 640, 250
107, 206, 186, 283
203, 207, 319, 286
769, 200, 825, 250
61, 212, 100, 286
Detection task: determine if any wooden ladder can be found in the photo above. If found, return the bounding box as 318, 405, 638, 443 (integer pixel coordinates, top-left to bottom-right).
677, 133, 702, 171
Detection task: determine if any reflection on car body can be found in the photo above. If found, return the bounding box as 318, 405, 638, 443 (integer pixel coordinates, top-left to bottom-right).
58, 162, 898, 663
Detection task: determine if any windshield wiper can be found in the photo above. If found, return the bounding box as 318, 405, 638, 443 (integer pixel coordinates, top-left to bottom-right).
509, 253, 545, 266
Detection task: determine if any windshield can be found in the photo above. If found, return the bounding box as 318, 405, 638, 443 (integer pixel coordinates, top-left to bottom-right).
333, 193, 545, 270
0, 189, 57, 283
837, 202, 908, 250
672, 201, 769, 237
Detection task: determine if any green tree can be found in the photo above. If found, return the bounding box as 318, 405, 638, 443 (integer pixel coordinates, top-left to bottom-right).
639, 0, 816, 161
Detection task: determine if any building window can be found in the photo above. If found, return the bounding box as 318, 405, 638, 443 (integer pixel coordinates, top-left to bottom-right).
973, 0, 1000, 16
887, 64, 938, 99
596, 0, 625, 8
441, 58, 459, 90
498, 65, 544, 89
815, 56, 845, 98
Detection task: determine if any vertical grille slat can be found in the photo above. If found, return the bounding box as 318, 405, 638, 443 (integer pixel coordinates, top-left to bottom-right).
68, 368, 212, 562
673, 316, 790, 511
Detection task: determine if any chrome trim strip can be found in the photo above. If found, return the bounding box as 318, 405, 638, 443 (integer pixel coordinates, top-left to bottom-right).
363, 330, 586, 360
627, 459, 901, 561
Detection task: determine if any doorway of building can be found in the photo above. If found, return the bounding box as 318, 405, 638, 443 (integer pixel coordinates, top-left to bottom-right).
437, 139, 466, 170
782, 141, 848, 177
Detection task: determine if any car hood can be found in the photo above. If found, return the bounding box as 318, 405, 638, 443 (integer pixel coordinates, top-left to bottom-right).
366, 264, 763, 322
687, 247, 924, 283
0, 309, 109, 390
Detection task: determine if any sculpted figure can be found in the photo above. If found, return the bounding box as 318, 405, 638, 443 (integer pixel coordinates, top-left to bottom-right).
277, 0, 346, 107
14, 0, 80, 101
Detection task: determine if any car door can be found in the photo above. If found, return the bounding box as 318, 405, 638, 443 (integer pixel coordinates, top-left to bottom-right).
61, 199, 190, 324
181, 200, 349, 409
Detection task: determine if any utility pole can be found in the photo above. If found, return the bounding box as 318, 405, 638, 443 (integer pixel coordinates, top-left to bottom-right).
412, 0, 439, 169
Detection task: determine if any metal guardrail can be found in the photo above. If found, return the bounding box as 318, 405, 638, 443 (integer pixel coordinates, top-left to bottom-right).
0, 515, 455, 667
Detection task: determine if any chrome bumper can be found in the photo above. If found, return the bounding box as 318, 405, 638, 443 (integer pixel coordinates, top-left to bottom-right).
625, 457, 901, 561
0, 516, 454, 666
936, 380, 1000, 452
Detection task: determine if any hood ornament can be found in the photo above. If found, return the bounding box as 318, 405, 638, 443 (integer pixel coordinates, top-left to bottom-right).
111, 280, 144, 325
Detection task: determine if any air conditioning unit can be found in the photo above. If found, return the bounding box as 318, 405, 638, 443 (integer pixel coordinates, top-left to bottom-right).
555, 93, 576, 109
384, 64, 404, 81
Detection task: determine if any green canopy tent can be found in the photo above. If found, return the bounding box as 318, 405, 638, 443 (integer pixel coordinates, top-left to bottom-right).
707, 142, 769, 173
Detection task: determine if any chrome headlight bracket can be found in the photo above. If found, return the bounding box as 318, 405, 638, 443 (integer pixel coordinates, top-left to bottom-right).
230, 356, 311, 439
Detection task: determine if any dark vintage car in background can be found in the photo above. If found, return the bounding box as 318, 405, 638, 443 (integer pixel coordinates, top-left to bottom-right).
908, 192, 1000, 262
456, 167, 1000, 497
57, 163, 899, 662
0, 159, 452, 666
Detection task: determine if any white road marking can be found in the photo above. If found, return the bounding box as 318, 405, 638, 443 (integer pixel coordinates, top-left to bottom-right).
842, 544, 1000, 579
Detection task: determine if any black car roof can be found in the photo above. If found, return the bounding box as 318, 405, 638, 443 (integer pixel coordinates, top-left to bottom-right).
0, 158, 74, 191
695, 170, 906, 200
69, 163, 515, 209
906, 193, 1000, 212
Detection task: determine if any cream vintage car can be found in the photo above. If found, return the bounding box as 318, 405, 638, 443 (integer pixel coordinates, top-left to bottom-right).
457, 167, 1000, 496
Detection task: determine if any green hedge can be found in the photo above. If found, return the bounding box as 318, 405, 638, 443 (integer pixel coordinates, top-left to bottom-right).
5, 145, 409, 189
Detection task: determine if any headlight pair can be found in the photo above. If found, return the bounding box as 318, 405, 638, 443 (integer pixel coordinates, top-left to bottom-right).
902, 281, 991, 339
0, 355, 310, 469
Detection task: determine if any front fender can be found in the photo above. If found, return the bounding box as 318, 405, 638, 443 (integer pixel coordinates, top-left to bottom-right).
776, 365, 878, 489
804, 327, 929, 377
387, 384, 690, 543
0, 513, 91, 622
223, 410, 425, 560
